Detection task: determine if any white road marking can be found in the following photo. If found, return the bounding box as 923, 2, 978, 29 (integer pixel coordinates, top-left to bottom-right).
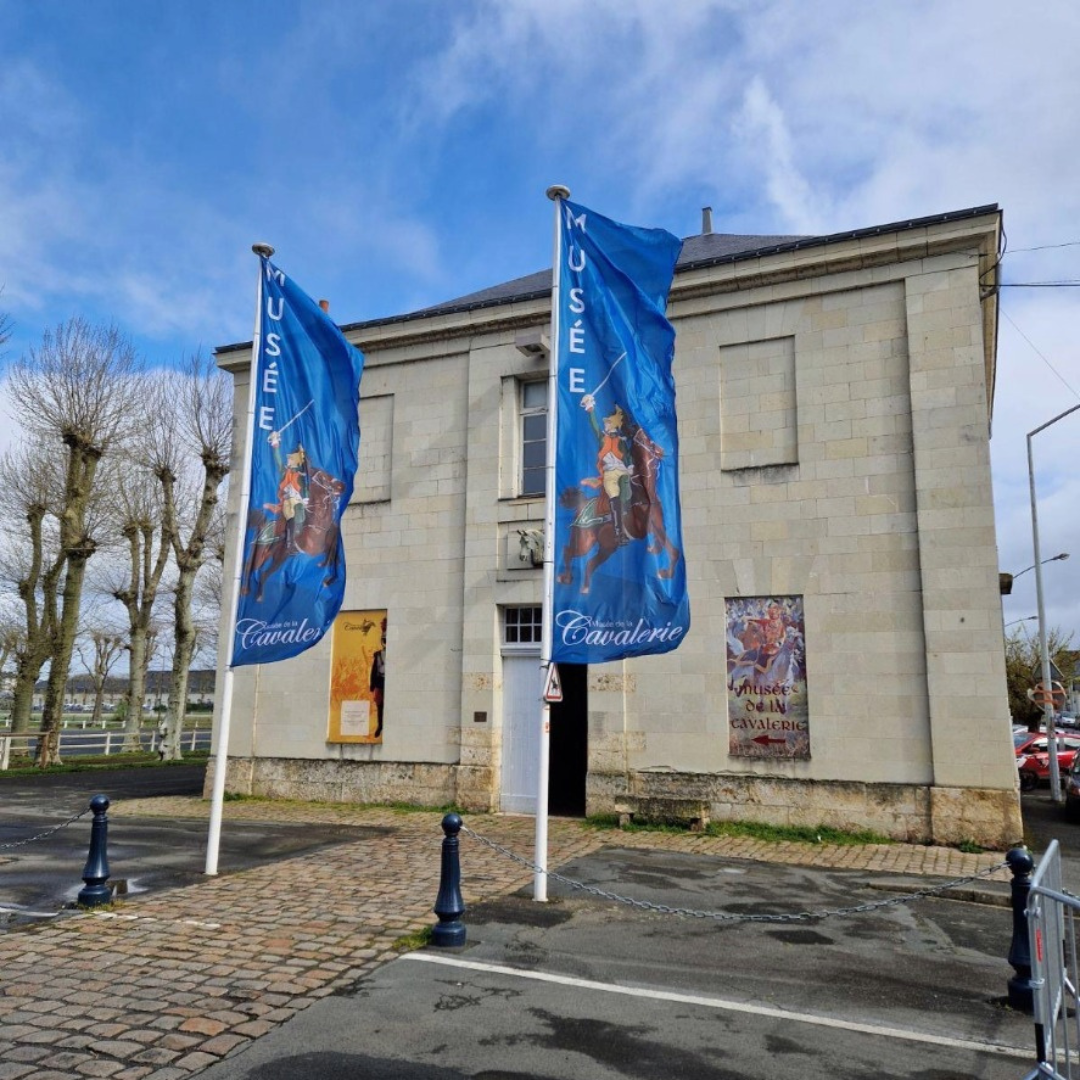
404, 952, 1031, 1061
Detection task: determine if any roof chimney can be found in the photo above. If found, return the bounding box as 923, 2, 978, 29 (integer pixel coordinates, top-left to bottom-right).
319, 299, 330, 313
702, 207, 713, 235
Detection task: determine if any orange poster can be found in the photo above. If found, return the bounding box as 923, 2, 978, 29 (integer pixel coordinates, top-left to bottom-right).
328, 609, 386, 744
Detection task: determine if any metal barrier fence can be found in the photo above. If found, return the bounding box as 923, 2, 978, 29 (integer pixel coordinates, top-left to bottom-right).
0, 726, 212, 769
1025, 840, 1080, 1079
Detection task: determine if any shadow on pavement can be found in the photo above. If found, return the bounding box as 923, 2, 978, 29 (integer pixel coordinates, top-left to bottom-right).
0, 763, 386, 929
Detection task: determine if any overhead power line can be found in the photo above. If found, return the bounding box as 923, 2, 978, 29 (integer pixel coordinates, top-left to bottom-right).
1001, 310, 1080, 402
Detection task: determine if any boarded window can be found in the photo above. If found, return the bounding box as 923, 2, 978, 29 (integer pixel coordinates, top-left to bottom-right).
719, 336, 798, 470
356, 394, 392, 502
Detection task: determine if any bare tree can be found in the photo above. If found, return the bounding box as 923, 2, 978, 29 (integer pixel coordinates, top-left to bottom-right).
157, 355, 231, 761
0, 441, 65, 733
6, 318, 143, 765
74, 629, 126, 727
0, 289, 12, 354
0, 605, 24, 716
191, 547, 224, 667
104, 463, 174, 747
1006, 625, 1075, 728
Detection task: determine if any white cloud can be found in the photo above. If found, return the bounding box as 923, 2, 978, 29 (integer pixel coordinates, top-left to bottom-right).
2, 0, 1078, 644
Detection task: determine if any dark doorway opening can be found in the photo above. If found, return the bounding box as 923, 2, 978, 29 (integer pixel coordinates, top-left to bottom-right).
548, 663, 587, 817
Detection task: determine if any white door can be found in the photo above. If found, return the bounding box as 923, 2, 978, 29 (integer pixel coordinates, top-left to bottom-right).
501, 653, 544, 813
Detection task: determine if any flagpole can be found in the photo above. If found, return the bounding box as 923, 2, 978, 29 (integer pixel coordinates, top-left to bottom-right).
534, 185, 569, 901
205, 242, 272, 875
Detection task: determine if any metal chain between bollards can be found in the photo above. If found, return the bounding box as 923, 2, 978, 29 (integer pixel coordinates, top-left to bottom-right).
0, 805, 93, 850
459, 823, 1009, 924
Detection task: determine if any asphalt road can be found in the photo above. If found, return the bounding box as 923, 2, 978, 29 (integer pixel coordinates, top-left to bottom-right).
3, 768, 1076, 1078
198, 848, 1037, 1080
0, 764, 383, 926
1019, 785, 1080, 889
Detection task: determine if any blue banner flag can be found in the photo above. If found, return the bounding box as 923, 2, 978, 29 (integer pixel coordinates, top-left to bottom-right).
231, 258, 365, 667
551, 200, 689, 664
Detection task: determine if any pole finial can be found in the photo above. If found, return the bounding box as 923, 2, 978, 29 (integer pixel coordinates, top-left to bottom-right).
252, 243, 275, 258
546, 185, 570, 202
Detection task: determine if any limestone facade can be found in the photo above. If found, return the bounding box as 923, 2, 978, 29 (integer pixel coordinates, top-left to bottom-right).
213, 205, 1022, 847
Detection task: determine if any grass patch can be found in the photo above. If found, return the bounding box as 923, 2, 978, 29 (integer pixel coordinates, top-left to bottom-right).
584, 813, 892, 846
382, 801, 462, 815
955, 839, 986, 854
0, 752, 209, 778
391, 925, 434, 952
705, 821, 892, 846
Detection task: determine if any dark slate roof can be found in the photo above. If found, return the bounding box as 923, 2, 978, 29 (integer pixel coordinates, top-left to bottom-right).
340, 230, 808, 334
216, 205, 997, 352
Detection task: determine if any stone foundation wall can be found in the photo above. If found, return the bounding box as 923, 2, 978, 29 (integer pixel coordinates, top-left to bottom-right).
587, 770, 1023, 849
205, 756, 461, 809
205, 757, 1022, 850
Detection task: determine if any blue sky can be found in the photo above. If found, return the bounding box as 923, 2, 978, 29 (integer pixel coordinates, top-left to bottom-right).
2, 0, 1079, 643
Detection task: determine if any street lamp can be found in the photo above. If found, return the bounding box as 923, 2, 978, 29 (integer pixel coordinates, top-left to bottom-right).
1005, 616, 1039, 629
1013, 553, 1070, 580
1000, 553, 1069, 595
1028, 403, 1080, 803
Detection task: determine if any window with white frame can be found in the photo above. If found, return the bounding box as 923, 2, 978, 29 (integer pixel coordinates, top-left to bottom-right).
520, 381, 548, 498
503, 606, 542, 647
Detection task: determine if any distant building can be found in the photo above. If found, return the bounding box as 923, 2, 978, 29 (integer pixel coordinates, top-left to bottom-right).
214, 204, 1021, 847
36, 670, 216, 712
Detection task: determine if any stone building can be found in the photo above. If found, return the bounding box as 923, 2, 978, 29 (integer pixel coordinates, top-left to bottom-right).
213, 203, 1022, 847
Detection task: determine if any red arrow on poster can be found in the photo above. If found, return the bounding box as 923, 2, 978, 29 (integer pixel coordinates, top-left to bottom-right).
752, 735, 786, 747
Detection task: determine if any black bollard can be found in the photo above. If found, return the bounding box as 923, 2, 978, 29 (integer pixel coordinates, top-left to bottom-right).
432, 812, 466, 947
1006, 845, 1035, 1013
77, 794, 112, 908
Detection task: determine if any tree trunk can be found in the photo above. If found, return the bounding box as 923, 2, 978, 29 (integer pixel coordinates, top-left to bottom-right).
124, 630, 148, 750
90, 682, 105, 726
10, 651, 45, 734
38, 553, 91, 767
164, 572, 197, 761
36, 439, 101, 769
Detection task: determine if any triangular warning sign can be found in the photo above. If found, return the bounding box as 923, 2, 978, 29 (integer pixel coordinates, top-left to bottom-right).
543, 663, 563, 703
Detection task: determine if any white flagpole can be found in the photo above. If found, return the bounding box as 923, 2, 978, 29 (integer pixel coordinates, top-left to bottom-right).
205, 241, 273, 875
534, 185, 569, 901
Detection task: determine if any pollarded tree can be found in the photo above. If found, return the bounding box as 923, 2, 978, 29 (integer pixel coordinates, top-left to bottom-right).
74, 628, 126, 727
6, 318, 144, 765
102, 463, 174, 748
0, 440, 66, 733
154, 355, 231, 762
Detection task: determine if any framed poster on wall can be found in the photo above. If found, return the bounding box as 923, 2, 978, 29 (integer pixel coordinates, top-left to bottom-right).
328, 609, 386, 744
726, 596, 809, 759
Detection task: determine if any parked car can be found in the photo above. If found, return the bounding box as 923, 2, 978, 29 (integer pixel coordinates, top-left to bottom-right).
1017, 734, 1080, 792
1014, 731, 1066, 754
1065, 758, 1080, 820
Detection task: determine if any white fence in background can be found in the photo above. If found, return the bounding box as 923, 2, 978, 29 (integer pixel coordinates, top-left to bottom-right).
0, 724, 212, 769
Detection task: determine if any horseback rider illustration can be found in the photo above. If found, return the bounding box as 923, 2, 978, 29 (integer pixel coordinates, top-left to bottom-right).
265, 430, 310, 552
580, 393, 633, 545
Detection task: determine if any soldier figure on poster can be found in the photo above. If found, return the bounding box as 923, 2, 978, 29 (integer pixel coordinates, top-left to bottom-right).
727, 596, 809, 759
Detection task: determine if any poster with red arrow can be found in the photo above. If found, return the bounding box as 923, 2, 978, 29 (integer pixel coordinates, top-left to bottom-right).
726, 596, 809, 759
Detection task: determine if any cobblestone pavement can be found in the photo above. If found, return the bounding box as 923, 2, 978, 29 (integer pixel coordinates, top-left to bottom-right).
0, 797, 1012, 1080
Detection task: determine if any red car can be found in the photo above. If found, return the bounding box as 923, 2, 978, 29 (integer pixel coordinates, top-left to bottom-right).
1016, 732, 1080, 791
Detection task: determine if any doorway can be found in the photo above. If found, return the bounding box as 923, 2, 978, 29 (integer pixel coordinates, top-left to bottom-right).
548, 663, 587, 816
500, 653, 588, 817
